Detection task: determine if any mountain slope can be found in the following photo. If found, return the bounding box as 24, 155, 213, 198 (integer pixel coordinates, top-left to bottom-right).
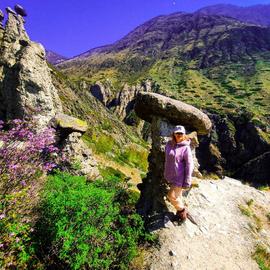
197, 4, 270, 27
57, 12, 270, 182
58, 13, 270, 129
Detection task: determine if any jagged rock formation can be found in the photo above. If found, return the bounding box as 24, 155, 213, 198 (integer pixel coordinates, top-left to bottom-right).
89, 81, 115, 107
134, 92, 212, 216
0, 10, 62, 127
0, 9, 100, 179
90, 80, 152, 123
143, 177, 270, 270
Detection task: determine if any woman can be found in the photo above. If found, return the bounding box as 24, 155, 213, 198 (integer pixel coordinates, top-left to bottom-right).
164, 125, 194, 221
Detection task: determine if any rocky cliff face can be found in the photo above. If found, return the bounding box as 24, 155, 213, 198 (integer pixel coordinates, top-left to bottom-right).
197, 112, 270, 185
89, 80, 152, 124
0, 10, 62, 127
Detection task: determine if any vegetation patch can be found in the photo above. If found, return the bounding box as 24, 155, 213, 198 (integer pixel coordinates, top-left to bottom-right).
34, 171, 156, 270
252, 245, 270, 270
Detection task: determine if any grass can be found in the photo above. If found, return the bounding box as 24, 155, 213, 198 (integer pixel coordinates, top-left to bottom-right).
252, 245, 270, 270
239, 204, 252, 217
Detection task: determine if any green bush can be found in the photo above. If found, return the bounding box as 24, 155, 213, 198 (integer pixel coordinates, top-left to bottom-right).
35, 171, 151, 270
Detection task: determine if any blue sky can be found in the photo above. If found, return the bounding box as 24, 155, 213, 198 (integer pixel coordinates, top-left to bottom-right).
1, 0, 270, 57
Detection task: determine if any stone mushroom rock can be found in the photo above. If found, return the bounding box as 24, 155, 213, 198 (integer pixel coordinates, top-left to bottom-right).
134, 92, 212, 135
14, 5, 27, 17
54, 113, 88, 134
52, 113, 100, 180
6, 7, 17, 15
134, 92, 212, 218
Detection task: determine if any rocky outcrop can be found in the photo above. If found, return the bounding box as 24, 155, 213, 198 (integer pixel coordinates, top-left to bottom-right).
90, 80, 152, 124
134, 92, 212, 216
197, 112, 270, 183
51, 113, 100, 179
90, 81, 114, 107
234, 152, 270, 185
60, 132, 100, 180
0, 10, 100, 180
0, 10, 62, 127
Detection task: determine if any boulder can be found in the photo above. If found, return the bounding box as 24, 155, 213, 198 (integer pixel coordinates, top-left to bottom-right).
134, 92, 212, 135
54, 113, 88, 134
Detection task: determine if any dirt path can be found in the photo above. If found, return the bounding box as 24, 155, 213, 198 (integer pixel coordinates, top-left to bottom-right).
144, 177, 270, 270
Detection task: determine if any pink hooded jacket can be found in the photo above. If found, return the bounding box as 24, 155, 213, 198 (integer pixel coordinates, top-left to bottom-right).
164, 139, 194, 188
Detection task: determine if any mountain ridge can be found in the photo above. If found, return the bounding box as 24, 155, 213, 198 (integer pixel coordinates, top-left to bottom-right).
57, 11, 270, 184
197, 3, 270, 26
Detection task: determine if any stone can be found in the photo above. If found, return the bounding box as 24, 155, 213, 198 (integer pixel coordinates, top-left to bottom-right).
134, 92, 212, 135
14, 5, 27, 17
169, 250, 176, 256
61, 132, 100, 180
90, 81, 114, 107
233, 151, 270, 185
54, 113, 88, 134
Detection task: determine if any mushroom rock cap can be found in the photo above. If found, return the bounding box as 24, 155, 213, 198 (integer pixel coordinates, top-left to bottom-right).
54, 113, 88, 134
14, 4, 27, 17
134, 92, 212, 135
6, 7, 17, 15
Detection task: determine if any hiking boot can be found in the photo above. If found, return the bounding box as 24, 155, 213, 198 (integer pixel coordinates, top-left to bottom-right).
176, 208, 187, 221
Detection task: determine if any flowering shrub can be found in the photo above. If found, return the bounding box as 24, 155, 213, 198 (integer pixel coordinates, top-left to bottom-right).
0, 118, 59, 269
0, 119, 58, 193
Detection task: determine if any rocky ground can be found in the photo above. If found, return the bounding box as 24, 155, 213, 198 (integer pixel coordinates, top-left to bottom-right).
143, 177, 270, 270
